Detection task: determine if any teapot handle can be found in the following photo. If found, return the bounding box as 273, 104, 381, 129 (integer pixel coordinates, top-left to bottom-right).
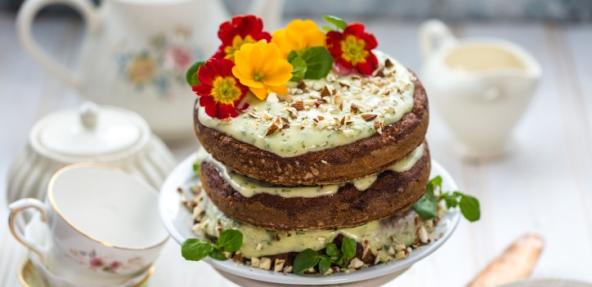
419, 19, 456, 63
16, 0, 99, 88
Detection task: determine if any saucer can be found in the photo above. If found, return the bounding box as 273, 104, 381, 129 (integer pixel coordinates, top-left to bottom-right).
22, 216, 155, 287
159, 153, 461, 286
18, 259, 154, 287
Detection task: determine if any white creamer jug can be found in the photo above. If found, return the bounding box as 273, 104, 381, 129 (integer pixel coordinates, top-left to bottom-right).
419, 20, 541, 159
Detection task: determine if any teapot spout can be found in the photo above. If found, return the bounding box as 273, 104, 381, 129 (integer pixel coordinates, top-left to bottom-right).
248, 0, 283, 29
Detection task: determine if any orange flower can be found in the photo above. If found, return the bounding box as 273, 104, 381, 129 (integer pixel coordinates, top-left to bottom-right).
232, 41, 292, 100
272, 19, 326, 57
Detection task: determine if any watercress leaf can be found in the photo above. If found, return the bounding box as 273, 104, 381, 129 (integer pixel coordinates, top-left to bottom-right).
300, 47, 333, 79
209, 248, 228, 260
459, 193, 481, 222
287, 51, 299, 62
318, 256, 332, 274
323, 15, 347, 30
341, 237, 357, 261
216, 229, 243, 252
289, 56, 307, 82
412, 194, 437, 219
186, 61, 204, 86
181, 238, 213, 261
325, 242, 340, 259
294, 249, 320, 274
441, 192, 458, 208
192, 161, 201, 176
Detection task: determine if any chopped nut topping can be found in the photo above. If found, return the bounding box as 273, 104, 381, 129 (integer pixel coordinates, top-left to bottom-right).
247, 111, 259, 119
274, 259, 285, 272
350, 103, 361, 114
276, 93, 292, 102
259, 257, 272, 270
348, 258, 365, 269
385, 58, 394, 68
320, 86, 332, 97
374, 121, 384, 134
291, 101, 304, 111
297, 80, 307, 90
361, 113, 377, 121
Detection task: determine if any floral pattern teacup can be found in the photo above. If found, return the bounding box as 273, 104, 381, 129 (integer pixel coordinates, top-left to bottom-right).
8, 164, 169, 286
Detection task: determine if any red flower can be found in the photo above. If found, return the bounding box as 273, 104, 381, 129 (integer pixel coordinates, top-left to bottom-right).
193, 58, 249, 119
213, 15, 271, 60
326, 23, 378, 75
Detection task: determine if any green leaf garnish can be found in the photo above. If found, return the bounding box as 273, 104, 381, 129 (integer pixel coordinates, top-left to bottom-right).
216, 229, 243, 252
288, 47, 333, 82
299, 47, 333, 79
325, 242, 340, 259
181, 238, 213, 261
412, 195, 437, 219
289, 56, 307, 82
412, 176, 481, 222
186, 61, 204, 86
192, 161, 201, 176
293, 248, 320, 274
459, 193, 481, 222
181, 229, 243, 262
341, 237, 357, 261
323, 15, 347, 31
318, 256, 332, 274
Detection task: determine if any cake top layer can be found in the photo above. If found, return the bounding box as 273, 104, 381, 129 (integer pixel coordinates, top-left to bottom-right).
187, 15, 415, 156
198, 52, 415, 156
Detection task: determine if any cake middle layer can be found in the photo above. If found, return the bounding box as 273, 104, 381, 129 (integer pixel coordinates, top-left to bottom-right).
198, 143, 431, 230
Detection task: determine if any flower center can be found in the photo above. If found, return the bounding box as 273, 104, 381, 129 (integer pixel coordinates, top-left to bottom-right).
224, 35, 256, 60
211, 76, 242, 104
252, 71, 265, 82
340, 35, 368, 65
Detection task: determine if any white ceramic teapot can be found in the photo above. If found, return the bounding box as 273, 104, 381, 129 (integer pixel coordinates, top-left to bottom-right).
17, 0, 283, 141
419, 20, 541, 159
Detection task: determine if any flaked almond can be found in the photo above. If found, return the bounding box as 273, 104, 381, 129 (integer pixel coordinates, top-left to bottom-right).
276, 93, 292, 102
339, 82, 350, 88
248, 111, 259, 118
334, 94, 342, 105
320, 86, 332, 97
374, 121, 384, 134
385, 58, 394, 68
266, 121, 280, 136
297, 80, 307, 90
375, 68, 385, 77
361, 113, 377, 121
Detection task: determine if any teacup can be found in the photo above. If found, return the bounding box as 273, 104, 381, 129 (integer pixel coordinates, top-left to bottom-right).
9, 164, 169, 286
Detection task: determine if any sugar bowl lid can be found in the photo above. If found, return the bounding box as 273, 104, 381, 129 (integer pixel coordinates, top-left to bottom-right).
30, 102, 151, 162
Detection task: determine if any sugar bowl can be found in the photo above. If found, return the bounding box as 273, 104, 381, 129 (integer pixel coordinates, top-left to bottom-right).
6, 102, 177, 204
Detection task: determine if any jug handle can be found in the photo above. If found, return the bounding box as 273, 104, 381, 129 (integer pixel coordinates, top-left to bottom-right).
419, 19, 456, 63
16, 0, 99, 89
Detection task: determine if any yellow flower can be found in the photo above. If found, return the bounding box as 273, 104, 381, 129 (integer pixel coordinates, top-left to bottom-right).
232, 41, 292, 100
272, 19, 326, 57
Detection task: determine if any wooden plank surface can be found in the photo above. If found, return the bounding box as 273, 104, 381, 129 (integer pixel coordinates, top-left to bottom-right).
1, 13, 591, 286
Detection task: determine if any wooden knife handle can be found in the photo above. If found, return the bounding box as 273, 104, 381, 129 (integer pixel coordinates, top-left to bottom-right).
468, 234, 544, 287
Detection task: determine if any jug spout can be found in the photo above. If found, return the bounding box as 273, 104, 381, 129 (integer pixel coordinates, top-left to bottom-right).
419, 19, 457, 62
248, 0, 283, 29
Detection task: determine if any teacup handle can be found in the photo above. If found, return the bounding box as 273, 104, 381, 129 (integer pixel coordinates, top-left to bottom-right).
16, 0, 100, 88
8, 198, 49, 261
419, 19, 457, 62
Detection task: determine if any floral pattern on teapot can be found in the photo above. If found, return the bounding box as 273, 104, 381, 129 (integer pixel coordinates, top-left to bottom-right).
116, 27, 205, 98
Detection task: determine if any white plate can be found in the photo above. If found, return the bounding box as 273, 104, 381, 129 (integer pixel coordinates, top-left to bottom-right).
159, 153, 461, 285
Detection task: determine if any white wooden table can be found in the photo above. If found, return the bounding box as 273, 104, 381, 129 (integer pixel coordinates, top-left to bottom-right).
1, 14, 592, 286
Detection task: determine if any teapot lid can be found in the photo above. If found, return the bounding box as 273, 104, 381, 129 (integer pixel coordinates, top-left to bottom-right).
30, 103, 151, 162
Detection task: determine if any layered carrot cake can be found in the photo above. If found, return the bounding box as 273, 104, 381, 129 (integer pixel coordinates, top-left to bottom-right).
179, 15, 480, 275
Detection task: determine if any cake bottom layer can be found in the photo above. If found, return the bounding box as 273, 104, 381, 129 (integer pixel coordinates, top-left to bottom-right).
191, 191, 439, 266
199, 143, 431, 230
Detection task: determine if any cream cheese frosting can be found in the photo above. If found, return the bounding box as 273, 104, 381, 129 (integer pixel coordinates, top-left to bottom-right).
197, 51, 415, 157
196, 143, 425, 198
192, 192, 435, 259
